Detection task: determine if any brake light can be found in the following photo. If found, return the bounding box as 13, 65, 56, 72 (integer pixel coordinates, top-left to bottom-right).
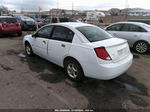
2, 24, 6, 28
16, 23, 19, 26
94, 47, 112, 60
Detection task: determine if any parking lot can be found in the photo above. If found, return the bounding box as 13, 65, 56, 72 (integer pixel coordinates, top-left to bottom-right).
0, 32, 150, 111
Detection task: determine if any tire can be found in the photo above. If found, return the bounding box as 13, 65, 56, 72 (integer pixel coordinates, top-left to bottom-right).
64, 59, 84, 82
17, 32, 22, 36
133, 41, 149, 54
25, 43, 34, 56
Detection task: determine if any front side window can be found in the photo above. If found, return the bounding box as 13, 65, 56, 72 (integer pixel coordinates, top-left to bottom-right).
59, 18, 69, 22
106, 24, 123, 31
77, 26, 113, 42
51, 26, 74, 42
37, 26, 53, 38
129, 24, 147, 32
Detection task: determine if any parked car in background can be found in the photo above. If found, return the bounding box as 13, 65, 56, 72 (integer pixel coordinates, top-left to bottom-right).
128, 19, 150, 25
105, 22, 150, 54
38, 17, 79, 28
0, 16, 22, 36
15, 16, 37, 31
23, 22, 133, 81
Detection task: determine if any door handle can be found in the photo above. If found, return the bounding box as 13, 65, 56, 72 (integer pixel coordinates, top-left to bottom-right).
61, 44, 65, 47
134, 35, 138, 37
43, 40, 46, 44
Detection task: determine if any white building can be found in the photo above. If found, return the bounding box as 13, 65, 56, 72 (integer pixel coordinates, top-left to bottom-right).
127, 9, 150, 16
86, 11, 105, 20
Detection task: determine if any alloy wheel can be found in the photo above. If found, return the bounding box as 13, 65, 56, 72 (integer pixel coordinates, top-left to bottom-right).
135, 42, 148, 53
67, 63, 78, 79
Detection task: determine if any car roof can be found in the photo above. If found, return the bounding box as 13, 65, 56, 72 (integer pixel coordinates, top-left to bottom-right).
113, 21, 148, 26
106, 21, 150, 32
128, 19, 150, 21
48, 22, 93, 28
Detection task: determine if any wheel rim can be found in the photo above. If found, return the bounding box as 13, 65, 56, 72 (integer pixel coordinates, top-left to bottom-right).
67, 63, 78, 79
136, 42, 148, 53
26, 45, 31, 55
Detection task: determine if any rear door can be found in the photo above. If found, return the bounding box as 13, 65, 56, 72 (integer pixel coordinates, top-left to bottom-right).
48, 26, 74, 66
116, 24, 148, 46
32, 26, 53, 59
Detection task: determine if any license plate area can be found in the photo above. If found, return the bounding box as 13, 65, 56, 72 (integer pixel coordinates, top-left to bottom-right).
118, 48, 124, 56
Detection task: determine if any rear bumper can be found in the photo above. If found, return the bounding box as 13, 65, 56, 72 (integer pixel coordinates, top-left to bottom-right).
83, 53, 133, 80
0, 29, 22, 34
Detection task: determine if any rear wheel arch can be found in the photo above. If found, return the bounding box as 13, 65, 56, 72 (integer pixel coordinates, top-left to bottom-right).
133, 40, 149, 53
63, 56, 84, 73
63, 56, 82, 68
133, 40, 149, 48
63, 56, 85, 81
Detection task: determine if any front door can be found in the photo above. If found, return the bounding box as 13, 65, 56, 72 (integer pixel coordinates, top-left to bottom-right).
32, 26, 53, 59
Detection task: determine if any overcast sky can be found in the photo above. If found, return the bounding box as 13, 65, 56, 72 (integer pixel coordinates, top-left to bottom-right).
0, 0, 149, 12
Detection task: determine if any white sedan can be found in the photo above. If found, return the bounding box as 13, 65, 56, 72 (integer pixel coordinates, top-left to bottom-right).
23, 22, 133, 81
105, 22, 150, 54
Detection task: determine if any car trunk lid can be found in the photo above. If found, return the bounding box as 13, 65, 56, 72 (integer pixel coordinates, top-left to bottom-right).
92, 38, 130, 62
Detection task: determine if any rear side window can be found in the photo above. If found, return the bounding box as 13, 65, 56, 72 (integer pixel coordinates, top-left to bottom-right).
121, 24, 147, 32
51, 18, 57, 23
59, 18, 69, 22
51, 26, 74, 42
77, 26, 113, 42
106, 24, 123, 31
0, 18, 17, 23
145, 21, 150, 25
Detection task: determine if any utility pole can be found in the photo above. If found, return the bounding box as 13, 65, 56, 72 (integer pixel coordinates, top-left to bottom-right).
72, 1, 74, 17
125, 0, 129, 19
57, 0, 59, 9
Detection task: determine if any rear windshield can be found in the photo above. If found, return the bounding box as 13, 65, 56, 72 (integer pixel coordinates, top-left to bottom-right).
59, 18, 69, 22
0, 18, 17, 23
77, 26, 113, 42
59, 18, 77, 22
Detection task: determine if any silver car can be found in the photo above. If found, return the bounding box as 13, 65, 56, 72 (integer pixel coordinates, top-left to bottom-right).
105, 22, 150, 54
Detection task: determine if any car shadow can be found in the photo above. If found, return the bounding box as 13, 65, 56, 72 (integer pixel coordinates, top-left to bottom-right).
68, 73, 149, 110
130, 48, 150, 57
8, 50, 149, 110
0, 34, 20, 39
25, 54, 149, 109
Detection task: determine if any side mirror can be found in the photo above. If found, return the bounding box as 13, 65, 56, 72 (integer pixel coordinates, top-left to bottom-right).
32, 33, 37, 37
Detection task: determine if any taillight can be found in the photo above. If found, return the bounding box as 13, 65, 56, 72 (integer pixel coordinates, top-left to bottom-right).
16, 23, 19, 26
94, 47, 112, 60
2, 23, 6, 28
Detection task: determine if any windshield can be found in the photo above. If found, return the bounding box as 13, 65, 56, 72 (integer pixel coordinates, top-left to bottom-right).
77, 26, 113, 42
